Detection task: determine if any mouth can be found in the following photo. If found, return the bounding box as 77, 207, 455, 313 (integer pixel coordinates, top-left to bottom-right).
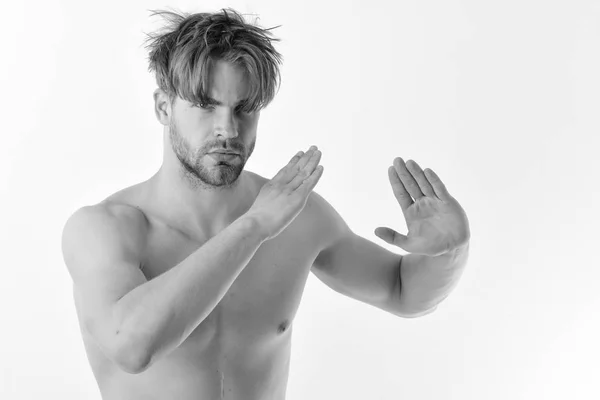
207, 152, 240, 162
209, 149, 241, 155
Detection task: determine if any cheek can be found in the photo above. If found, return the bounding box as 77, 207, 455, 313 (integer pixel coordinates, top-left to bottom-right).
239, 116, 259, 137
173, 116, 211, 147
177, 115, 207, 135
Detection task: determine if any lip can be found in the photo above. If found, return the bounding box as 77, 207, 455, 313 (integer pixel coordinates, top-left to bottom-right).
208, 152, 240, 162
210, 151, 239, 155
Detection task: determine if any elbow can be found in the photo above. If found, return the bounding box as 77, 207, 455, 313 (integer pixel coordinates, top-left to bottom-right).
112, 334, 152, 374
117, 353, 151, 375
384, 290, 439, 318
401, 305, 438, 318
387, 301, 438, 318
399, 304, 438, 318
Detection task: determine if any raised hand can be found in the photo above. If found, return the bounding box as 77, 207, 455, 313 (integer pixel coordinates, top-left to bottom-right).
374, 157, 470, 256
246, 145, 324, 240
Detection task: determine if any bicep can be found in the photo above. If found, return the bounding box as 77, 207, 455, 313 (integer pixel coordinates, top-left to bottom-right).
62, 205, 148, 362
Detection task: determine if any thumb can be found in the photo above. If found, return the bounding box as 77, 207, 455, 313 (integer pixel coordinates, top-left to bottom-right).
374, 227, 409, 250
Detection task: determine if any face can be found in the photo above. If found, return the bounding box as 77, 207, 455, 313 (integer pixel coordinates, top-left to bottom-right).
167, 60, 259, 189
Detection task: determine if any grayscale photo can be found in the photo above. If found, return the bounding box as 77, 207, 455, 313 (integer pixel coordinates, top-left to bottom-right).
1, 1, 598, 400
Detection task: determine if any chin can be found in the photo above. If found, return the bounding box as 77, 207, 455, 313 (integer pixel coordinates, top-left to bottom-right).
205, 162, 244, 186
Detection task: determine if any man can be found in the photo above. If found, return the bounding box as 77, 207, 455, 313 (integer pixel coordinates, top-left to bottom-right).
61, 8, 470, 400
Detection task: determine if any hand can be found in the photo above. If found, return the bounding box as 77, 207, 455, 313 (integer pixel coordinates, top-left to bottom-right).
246, 145, 324, 241
374, 157, 470, 256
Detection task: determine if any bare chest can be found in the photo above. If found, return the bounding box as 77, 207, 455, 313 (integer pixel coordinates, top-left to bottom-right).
140, 217, 321, 350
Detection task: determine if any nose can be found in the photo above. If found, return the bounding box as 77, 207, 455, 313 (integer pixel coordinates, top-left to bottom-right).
214, 111, 239, 140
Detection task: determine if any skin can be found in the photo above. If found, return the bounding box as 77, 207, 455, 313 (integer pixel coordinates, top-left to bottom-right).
73, 60, 336, 400
69, 59, 469, 399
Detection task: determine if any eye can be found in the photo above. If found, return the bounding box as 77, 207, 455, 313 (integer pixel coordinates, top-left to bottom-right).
197, 102, 214, 110
235, 106, 251, 116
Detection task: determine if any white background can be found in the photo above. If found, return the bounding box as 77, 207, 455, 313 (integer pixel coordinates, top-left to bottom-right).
1, 0, 599, 399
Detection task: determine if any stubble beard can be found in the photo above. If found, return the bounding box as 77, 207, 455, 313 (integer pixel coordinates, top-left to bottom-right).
169, 120, 255, 192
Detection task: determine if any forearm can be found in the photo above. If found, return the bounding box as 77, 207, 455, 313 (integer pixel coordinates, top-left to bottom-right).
397, 242, 470, 316
114, 215, 267, 370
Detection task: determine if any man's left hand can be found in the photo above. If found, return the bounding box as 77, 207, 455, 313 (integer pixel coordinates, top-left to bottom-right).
374, 157, 470, 256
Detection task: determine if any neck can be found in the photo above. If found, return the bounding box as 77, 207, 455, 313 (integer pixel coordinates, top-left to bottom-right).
148, 162, 254, 237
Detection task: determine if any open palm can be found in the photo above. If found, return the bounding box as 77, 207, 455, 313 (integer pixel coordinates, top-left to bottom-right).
375, 157, 470, 256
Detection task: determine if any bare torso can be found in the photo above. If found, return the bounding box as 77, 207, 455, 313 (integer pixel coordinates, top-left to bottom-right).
73, 171, 327, 400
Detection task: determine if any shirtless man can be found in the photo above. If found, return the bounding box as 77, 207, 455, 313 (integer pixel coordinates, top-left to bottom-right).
61, 8, 470, 400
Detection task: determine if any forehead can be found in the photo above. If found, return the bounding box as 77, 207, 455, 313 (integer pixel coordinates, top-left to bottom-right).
207, 59, 250, 102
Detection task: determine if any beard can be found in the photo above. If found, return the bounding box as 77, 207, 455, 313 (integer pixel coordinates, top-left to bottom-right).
169, 119, 255, 191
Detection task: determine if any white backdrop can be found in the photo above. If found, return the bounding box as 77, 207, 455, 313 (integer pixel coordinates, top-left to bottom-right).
1, 0, 599, 399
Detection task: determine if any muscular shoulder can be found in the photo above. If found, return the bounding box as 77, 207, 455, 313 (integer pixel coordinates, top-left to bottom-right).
62, 202, 149, 267
305, 190, 351, 251
103, 201, 149, 249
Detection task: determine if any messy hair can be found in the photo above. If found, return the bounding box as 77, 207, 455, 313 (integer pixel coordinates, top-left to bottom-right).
144, 8, 283, 112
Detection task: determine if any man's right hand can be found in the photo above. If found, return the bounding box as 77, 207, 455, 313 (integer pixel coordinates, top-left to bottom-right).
245, 145, 324, 241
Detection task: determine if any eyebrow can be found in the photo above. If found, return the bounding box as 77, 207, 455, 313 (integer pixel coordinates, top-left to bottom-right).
205, 96, 248, 106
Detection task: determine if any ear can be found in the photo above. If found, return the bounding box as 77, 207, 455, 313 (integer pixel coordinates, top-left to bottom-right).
153, 89, 172, 126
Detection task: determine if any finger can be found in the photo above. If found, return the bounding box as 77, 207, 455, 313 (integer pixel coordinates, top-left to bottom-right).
424, 168, 452, 202
288, 149, 321, 191
279, 146, 317, 184
298, 164, 324, 193
405, 159, 436, 198
293, 145, 318, 173
388, 166, 413, 213
393, 157, 424, 200
374, 227, 408, 249
272, 151, 304, 182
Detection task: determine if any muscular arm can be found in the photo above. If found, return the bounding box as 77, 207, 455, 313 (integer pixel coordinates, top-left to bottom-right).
310, 191, 434, 318
62, 204, 267, 374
